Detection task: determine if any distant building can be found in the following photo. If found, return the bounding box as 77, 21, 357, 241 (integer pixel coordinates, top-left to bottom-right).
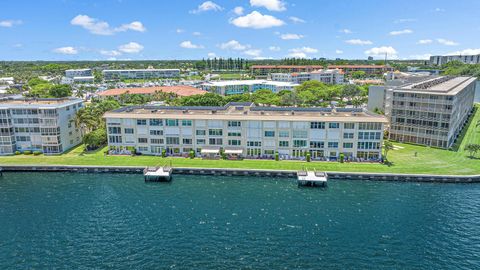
369, 76, 477, 148
430, 54, 480, 65
0, 77, 15, 85
61, 76, 94, 84
102, 69, 180, 80
270, 69, 344, 85
327, 65, 393, 75
104, 102, 387, 160
0, 98, 84, 155
65, 69, 92, 78
201, 80, 299, 95
98, 86, 206, 100
368, 56, 374, 61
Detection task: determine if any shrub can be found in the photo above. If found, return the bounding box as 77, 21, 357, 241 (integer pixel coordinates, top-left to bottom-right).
340, 153, 344, 163
14, 151, 20, 155
161, 149, 167, 158
306, 153, 311, 162
33, 151, 42, 156
23, 150, 32, 155
189, 150, 195, 159
83, 128, 107, 150
275, 152, 279, 161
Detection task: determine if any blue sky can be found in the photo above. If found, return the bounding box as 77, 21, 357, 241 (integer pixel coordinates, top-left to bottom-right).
1, 0, 479, 61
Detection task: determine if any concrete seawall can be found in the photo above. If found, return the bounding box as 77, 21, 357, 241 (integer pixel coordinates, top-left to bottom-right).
1, 165, 480, 183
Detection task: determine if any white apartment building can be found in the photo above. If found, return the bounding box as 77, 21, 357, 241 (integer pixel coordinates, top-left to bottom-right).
201, 80, 299, 95
104, 102, 387, 161
270, 69, 344, 85
102, 69, 180, 81
430, 54, 480, 65
0, 98, 84, 155
65, 69, 92, 78
377, 76, 476, 148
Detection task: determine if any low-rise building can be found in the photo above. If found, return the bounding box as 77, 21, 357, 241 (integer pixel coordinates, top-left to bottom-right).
102, 69, 180, 80
61, 76, 95, 84
104, 102, 387, 161
98, 86, 207, 100
65, 69, 92, 78
270, 69, 344, 85
327, 65, 393, 75
0, 98, 84, 155
201, 80, 299, 95
430, 54, 480, 65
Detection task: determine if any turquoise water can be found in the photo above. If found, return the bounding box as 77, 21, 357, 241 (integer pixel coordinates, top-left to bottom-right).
0, 173, 479, 269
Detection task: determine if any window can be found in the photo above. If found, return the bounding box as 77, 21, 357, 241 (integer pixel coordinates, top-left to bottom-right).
310, 141, 324, 149
138, 138, 148, 143
264, 150, 275, 155
166, 119, 179, 126
228, 121, 241, 127
209, 129, 223, 136
293, 140, 307, 147
196, 139, 205, 145
124, 128, 134, 134
279, 131, 290, 137
343, 142, 353, 148
196, 129, 206, 136
150, 138, 164, 144
228, 132, 241, 137
359, 122, 382, 130
149, 119, 163, 126
329, 122, 339, 129
108, 136, 122, 143
247, 148, 261, 156
182, 120, 192, 126
279, 141, 289, 147
228, 139, 241, 146
344, 123, 355, 129
150, 130, 163, 136
264, 131, 275, 137
183, 138, 192, 145
166, 137, 180, 144
357, 142, 380, 150
209, 138, 223, 145
138, 146, 149, 152
343, 133, 354, 139
108, 127, 121, 134
328, 142, 338, 148
247, 141, 261, 147
310, 122, 325, 129
137, 119, 147, 126
292, 130, 307, 138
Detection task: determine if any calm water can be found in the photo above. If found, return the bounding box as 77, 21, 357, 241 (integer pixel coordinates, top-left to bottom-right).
0, 173, 479, 269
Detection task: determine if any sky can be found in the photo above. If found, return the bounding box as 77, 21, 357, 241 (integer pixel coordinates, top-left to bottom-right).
1, 0, 480, 61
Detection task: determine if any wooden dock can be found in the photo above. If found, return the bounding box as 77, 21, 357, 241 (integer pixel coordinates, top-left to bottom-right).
297, 170, 328, 187
143, 165, 172, 182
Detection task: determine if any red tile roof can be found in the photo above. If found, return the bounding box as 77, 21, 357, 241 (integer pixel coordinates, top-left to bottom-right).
98, 86, 206, 97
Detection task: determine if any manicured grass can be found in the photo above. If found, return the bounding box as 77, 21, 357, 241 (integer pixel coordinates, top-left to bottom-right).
1, 105, 479, 176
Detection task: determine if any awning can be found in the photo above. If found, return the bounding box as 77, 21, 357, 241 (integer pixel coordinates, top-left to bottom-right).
201, 148, 220, 154
224, 149, 243, 154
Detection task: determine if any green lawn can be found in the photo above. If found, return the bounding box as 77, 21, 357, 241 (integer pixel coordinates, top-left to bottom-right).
1, 106, 479, 176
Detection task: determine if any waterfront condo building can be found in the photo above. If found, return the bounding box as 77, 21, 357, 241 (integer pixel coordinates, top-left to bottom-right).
65, 68, 92, 78
380, 76, 476, 148
251, 65, 392, 78
0, 98, 84, 155
104, 103, 387, 161
430, 54, 480, 65
201, 80, 299, 95
270, 69, 344, 85
102, 69, 180, 80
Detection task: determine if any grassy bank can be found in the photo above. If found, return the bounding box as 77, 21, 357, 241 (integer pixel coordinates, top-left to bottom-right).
1, 106, 479, 176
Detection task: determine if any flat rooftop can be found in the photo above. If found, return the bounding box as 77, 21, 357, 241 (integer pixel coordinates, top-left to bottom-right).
397, 76, 477, 95
0, 98, 83, 108
102, 69, 180, 72
203, 80, 299, 87
98, 86, 206, 97
105, 102, 387, 123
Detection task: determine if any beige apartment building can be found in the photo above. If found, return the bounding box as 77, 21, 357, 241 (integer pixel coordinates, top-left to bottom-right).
104, 103, 387, 161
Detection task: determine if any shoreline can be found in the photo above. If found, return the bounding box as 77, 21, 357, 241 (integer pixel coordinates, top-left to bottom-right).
1, 165, 479, 183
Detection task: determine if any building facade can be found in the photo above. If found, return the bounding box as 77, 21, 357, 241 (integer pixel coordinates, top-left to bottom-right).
65, 69, 92, 78
201, 80, 299, 95
430, 54, 480, 65
0, 98, 84, 155
104, 103, 387, 161
384, 76, 476, 148
270, 69, 344, 85
102, 69, 180, 80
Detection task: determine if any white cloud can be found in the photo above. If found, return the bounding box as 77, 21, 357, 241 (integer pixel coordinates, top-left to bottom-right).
339, 29, 352, 34
0, 20, 22, 28
219, 40, 250, 50
100, 50, 122, 56
190, 1, 223, 14
335, 49, 343, 54
176, 28, 185, 33
230, 11, 285, 29
253, 56, 273, 60
446, 48, 480, 55
389, 29, 413, 36
192, 31, 201, 36
417, 39, 432, 44
289, 16, 305, 23
244, 49, 262, 57
53, 46, 78, 55
70, 15, 146, 35
437, 38, 459, 46
364, 46, 398, 58
280, 33, 303, 40
250, 0, 286, 11
287, 47, 318, 58
180, 41, 204, 49
269, 46, 280, 51
233, 6, 244, 15
394, 18, 417, 23
408, 53, 432, 60
345, 39, 372, 45
118, 42, 144, 53
435, 7, 445, 12
207, 52, 217, 58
